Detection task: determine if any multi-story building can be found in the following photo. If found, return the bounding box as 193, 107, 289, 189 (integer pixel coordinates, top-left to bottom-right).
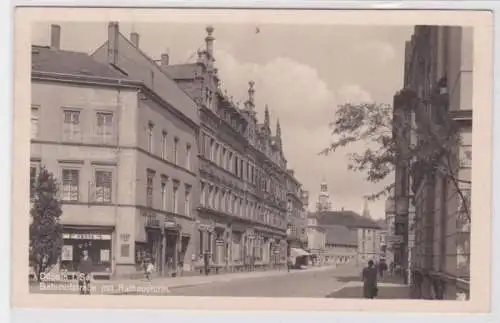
161, 26, 299, 271
394, 26, 472, 299
323, 225, 357, 265
308, 182, 382, 265
286, 170, 307, 250
31, 23, 199, 277
306, 212, 326, 264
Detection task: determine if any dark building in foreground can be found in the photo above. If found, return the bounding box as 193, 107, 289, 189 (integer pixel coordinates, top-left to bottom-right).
393, 26, 472, 299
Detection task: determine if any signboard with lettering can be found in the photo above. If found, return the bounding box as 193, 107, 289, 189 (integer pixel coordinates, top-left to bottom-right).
62, 233, 112, 240
387, 235, 404, 244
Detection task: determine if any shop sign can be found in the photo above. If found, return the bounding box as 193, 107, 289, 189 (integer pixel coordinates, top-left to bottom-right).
61, 245, 73, 261
63, 233, 112, 240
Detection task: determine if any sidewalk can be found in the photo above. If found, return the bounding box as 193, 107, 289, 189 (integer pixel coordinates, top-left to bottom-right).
326, 273, 411, 299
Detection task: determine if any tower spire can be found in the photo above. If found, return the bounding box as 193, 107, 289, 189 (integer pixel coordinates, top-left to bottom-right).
264, 104, 270, 128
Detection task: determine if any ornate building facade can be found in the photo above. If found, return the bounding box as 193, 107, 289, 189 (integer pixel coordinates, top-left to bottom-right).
163, 26, 298, 272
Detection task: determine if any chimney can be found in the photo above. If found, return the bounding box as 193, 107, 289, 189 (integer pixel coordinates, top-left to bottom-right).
107, 22, 119, 65
161, 53, 169, 67
130, 32, 139, 48
50, 24, 61, 50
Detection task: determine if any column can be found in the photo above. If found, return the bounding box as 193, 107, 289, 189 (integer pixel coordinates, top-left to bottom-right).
161, 229, 166, 276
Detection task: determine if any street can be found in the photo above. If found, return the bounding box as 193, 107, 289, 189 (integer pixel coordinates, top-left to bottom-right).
168, 265, 356, 297
29, 265, 409, 298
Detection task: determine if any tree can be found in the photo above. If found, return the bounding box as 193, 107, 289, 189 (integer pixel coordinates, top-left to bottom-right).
319, 86, 471, 221
29, 166, 63, 280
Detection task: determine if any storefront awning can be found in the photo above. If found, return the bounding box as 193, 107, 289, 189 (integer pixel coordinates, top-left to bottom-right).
291, 247, 310, 257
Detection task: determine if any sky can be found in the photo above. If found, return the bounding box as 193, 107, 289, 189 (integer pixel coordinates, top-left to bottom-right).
32, 22, 414, 220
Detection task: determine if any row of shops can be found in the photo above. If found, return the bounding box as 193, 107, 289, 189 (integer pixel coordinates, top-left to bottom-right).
36, 209, 290, 279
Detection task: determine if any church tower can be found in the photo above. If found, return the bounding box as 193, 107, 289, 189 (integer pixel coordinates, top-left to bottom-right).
316, 178, 332, 212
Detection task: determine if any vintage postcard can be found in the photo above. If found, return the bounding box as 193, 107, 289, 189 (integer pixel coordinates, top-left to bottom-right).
12, 7, 493, 312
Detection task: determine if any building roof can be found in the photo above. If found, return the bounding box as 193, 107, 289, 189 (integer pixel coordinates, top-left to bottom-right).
163, 63, 201, 80
375, 219, 388, 230
315, 210, 381, 229
32, 45, 127, 79
325, 225, 358, 246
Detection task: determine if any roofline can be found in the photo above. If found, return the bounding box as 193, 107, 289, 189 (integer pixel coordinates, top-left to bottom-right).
32, 71, 200, 131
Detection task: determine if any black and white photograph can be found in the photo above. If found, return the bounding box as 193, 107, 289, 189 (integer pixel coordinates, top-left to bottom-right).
11, 8, 492, 312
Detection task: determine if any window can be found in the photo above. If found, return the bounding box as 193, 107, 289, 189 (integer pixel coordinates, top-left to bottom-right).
172, 181, 179, 213
161, 131, 168, 160
146, 170, 154, 208
30, 166, 37, 199
161, 176, 168, 211
210, 138, 215, 161
214, 188, 219, 210
96, 112, 113, 140
186, 144, 192, 170
185, 185, 192, 217
95, 170, 112, 203
215, 143, 220, 165
173, 137, 179, 164
62, 110, 81, 141
200, 182, 206, 206
222, 148, 227, 169
31, 106, 39, 139
234, 156, 239, 175
147, 122, 154, 153
62, 169, 79, 201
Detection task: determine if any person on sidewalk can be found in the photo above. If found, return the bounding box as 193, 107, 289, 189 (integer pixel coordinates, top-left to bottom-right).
145, 259, 155, 281
362, 260, 378, 299
78, 250, 93, 295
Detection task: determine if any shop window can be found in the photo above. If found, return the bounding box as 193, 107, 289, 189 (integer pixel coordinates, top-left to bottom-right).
121, 244, 130, 257
61, 169, 80, 201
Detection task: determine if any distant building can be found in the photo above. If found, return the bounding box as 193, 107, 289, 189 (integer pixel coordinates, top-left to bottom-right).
312, 208, 383, 265
323, 225, 357, 265
306, 212, 326, 264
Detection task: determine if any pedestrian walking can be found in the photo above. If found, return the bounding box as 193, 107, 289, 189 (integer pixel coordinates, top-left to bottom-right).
362, 260, 378, 299
145, 259, 155, 281
287, 255, 293, 272
378, 259, 387, 280
78, 250, 93, 295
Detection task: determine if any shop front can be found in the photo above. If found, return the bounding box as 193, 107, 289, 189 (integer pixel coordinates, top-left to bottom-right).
59, 226, 114, 278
